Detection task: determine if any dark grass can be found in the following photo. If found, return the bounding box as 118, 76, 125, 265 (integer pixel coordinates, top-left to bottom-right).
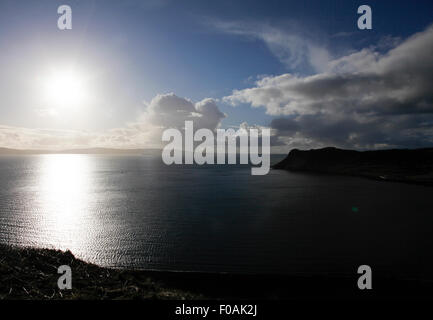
0, 245, 201, 300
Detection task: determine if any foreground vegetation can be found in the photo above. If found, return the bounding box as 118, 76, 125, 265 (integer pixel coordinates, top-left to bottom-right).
0, 245, 200, 300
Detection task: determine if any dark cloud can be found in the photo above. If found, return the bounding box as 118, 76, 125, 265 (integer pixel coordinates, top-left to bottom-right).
226, 25, 433, 149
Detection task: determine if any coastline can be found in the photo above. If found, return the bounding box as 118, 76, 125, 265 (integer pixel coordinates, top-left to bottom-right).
2, 244, 433, 300
272, 147, 433, 187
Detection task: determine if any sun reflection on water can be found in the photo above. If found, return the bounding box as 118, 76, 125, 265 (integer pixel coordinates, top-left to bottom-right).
36, 154, 95, 252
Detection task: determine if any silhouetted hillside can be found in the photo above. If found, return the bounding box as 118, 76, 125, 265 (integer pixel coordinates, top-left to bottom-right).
2, 244, 432, 300
273, 147, 433, 186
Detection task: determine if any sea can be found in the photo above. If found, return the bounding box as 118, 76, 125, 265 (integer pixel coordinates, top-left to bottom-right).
1, 154, 433, 280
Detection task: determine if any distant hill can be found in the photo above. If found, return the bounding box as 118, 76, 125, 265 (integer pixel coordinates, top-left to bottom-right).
0, 147, 161, 155
273, 147, 433, 186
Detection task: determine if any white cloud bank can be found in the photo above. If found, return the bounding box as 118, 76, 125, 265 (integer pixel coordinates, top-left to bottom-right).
224, 25, 433, 150
0, 93, 226, 150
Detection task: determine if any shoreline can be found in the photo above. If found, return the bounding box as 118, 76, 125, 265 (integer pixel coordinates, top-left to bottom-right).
2, 244, 433, 300
273, 167, 433, 187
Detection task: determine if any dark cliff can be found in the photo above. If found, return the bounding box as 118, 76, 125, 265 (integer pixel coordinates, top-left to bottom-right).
273, 147, 433, 185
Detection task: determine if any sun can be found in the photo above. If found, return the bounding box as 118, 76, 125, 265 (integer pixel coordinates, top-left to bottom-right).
43, 69, 88, 108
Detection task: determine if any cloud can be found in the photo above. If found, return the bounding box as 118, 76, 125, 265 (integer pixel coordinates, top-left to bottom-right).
211, 20, 331, 72
0, 126, 99, 150
0, 93, 226, 150
144, 93, 226, 130
224, 25, 433, 150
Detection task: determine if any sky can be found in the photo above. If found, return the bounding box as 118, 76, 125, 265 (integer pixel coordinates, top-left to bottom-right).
0, 0, 432, 151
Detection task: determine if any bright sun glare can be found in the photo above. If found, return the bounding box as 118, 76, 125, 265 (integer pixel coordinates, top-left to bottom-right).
43, 70, 88, 108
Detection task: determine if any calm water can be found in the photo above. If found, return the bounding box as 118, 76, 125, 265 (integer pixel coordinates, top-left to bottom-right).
1, 154, 433, 279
